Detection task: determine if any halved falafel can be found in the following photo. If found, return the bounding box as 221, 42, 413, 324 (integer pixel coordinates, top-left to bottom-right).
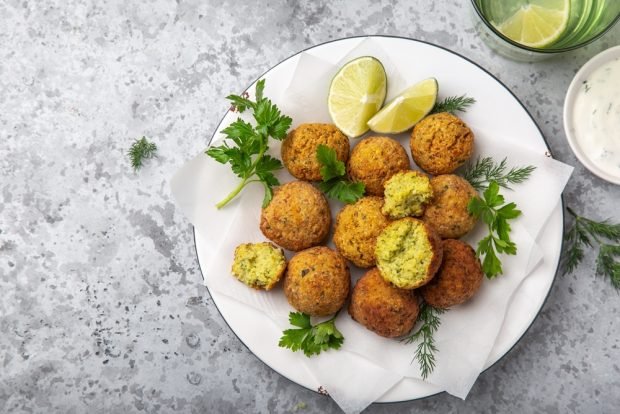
333, 196, 392, 268
382, 170, 433, 219
349, 268, 420, 338
348, 136, 410, 196
284, 246, 350, 317
410, 112, 474, 175
281, 123, 350, 181
260, 181, 331, 252
420, 239, 483, 308
231, 242, 286, 290
422, 174, 478, 239
375, 218, 443, 290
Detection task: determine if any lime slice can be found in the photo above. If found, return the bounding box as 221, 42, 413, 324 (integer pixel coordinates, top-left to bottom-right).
495, 0, 570, 48
328, 56, 387, 138
367, 78, 438, 134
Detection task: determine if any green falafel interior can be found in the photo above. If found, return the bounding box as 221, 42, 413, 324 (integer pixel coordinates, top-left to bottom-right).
382, 171, 434, 219
231, 242, 286, 290
376, 219, 438, 289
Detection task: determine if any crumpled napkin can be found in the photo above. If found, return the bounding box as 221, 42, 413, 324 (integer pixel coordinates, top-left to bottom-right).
171, 38, 573, 413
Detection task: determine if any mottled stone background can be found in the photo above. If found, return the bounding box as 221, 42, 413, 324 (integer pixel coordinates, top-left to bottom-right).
1, 0, 619, 413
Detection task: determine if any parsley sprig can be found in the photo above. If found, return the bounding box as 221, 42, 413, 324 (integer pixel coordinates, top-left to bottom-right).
563, 207, 620, 289
463, 156, 536, 191
316, 145, 365, 204
431, 95, 476, 114
278, 311, 344, 357
128, 136, 158, 171
206, 79, 292, 208
467, 181, 522, 278
401, 304, 445, 380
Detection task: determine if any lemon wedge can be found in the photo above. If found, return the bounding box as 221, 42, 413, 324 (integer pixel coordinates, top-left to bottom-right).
328, 56, 387, 138
495, 0, 570, 48
367, 78, 438, 134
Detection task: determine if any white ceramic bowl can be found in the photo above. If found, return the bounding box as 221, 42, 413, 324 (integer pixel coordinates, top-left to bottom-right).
564, 45, 620, 185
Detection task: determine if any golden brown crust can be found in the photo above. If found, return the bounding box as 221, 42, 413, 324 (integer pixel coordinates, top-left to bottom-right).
347, 136, 410, 196
281, 123, 350, 181
284, 246, 350, 316
348, 268, 419, 338
421, 239, 484, 308
410, 112, 474, 175
333, 196, 391, 268
422, 174, 479, 239
260, 181, 331, 251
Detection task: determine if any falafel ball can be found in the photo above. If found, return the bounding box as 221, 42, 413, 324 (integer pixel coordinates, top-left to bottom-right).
422, 174, 478, 239
349, 268, 420, 338
260, 181, 331, 251
231, 242, 287, 290
375, 217, 443, 290
284, 246, 350, 316
382, 170, 433, 219
281, 123, 350, 181
420, 239, 483, 308
410, 112, 474, 175
333, 196, 391, 268
348, 136, 410, 196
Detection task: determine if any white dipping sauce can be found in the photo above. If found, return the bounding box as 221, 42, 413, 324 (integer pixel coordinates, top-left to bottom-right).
572, 57, 620, 176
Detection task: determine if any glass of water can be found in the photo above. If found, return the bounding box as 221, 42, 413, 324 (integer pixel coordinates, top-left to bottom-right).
471, 0, 620, 61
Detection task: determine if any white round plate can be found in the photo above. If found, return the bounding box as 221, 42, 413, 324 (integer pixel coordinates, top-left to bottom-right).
195, 36, 564, 402
563, 45, 620, 185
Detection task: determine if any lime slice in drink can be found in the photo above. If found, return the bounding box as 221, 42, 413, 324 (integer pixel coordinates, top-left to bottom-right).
328, 56, 387, 138
367, 78, 438, 134
495, 0, 570, 48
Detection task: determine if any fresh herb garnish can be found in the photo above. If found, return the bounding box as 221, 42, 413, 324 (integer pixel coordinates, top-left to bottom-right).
278, 311, 344, 357
316, 144, 365, 204
206, 79, 292, 208
401, 304, 445, 380
128, 136, 158, 171
431, 94, 476, 114
563, 207, 620, 289
463, 156, 536, 191
467, 181, 522, 278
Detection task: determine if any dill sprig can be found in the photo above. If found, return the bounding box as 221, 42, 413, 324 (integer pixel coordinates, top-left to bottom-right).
563, 207, 620, 289
463, 156, 536, 191
401, 304, 445, 380
128, 136, 158, 171
431, 94, 476, 114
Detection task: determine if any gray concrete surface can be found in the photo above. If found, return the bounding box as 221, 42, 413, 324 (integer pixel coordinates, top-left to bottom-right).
1, 1, 619, 413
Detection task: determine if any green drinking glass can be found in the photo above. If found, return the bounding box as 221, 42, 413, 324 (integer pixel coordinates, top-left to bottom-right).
471, 0, 620, 61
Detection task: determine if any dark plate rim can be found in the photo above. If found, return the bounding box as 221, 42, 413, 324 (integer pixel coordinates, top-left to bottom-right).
191, 34, 566, 404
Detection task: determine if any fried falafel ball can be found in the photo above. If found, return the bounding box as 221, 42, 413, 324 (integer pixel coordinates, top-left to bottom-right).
375, 217, 443, 290
333, 196, 391, 268
420, 239, 483, 308
348, 136, 410, 196
410, 112, 474, 175
231, 242, 286, 290
260, 181, 331, 251
382, 170, 433, 219
422, 174, 478, 239
281, 123, 350, 181
284, 246, 350, 316
349, 268, 420, 338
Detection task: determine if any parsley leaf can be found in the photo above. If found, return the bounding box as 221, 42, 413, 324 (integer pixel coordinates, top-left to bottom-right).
278, 312, 344, 357
206, 79, 292, 209
315, 145, 365, 204
467, 180, 522, 278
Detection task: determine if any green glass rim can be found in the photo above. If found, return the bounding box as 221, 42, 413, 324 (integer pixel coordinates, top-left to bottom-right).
470, 0, 620, 54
